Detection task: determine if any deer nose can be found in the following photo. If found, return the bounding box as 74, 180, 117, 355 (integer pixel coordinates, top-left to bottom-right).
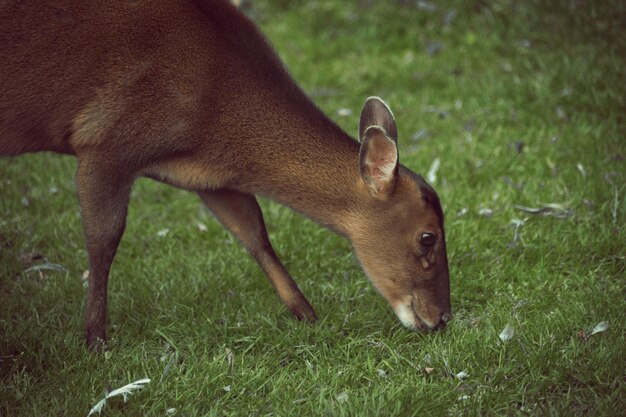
433, 312, 452, 331
441, 312, 452, 324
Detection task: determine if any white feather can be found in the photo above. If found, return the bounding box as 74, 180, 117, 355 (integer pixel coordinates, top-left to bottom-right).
87, 378, 151, 416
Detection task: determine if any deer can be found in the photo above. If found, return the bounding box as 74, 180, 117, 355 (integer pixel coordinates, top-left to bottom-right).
0, 0, 451, 350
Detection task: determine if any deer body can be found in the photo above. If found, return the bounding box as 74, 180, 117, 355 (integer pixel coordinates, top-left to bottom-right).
1, 0, 451, 349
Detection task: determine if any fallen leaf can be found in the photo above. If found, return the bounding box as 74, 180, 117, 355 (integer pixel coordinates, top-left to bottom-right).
589, 321, 609, 336
417, 1, 437, 12
225, 348, 234, 368
376, 368, 388, 378
336, 391, 349, 403
410, 128, 429, 142
24, 262, 67, 273
499, 324, 515, 342
424, 367, 434, 374
443, 9, 456, 26
157, 228, 170, 237
159, 352, 177, 383
426, 40, 443, 56
469, 317, 482, 327
508, 218, 526, 248
478, 208, 493, 217
576, 162, 586, 177
513, 203, 573, 218
336, 108, 352, 117
510, 218, 525, 228
455, 370, 469, 380
427, 158, 441, 184
223, 385, 231, 392
197, 222, 208, 232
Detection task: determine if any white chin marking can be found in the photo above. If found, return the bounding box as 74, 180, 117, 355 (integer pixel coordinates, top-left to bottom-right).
394, 303, 418, 330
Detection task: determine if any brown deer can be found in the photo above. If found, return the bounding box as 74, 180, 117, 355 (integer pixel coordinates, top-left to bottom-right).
0, 0, 451, 350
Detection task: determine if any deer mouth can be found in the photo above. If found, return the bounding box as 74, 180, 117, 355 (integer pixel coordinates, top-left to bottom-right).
393, 297, 434, 331
410, 298, 438, 331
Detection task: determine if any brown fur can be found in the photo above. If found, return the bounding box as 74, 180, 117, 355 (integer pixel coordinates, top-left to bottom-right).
0, 0, 451, 349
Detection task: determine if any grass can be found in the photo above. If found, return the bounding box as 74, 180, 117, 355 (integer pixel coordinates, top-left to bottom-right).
1, 0, 624, 415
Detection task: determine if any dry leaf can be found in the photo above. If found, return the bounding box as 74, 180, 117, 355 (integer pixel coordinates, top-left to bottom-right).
427, 158, 441, 184
509, 218, 526, 248
499, 324, 515, 342
336, 391, 349, 403
159, 353, 177, 383
455, 370, 469, 380
513, 203, 573, 218
424, 367, 435, 374
426, 40, 443, 56
81, 270, 90, 288
469, 317, 482, 327
478, 208, 493, 217
411, 128, 429, 141
589, 321, 609, 336
225, 348, 234, 368
24, 262, 67, 273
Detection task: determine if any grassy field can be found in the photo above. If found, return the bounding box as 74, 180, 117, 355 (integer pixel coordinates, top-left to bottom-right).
1, 0, 624, 415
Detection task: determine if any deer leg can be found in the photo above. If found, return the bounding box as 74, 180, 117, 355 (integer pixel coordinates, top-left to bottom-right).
198, 189, 317, 322
76, 158, 133, 350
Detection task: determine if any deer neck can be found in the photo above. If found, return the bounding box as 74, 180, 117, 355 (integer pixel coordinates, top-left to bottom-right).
225, 93, 362, 236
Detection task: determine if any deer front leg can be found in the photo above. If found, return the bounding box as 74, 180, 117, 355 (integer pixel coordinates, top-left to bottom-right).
198, 189, 317, 322
76, 158, 133, 350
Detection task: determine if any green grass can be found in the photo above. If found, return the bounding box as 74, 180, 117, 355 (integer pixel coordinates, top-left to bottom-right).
1, 0, 624, 415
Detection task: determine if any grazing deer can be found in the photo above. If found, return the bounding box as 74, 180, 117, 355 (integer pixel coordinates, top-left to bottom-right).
0, 0, 451, 349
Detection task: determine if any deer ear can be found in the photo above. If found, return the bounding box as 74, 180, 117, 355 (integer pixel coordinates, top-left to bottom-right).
359, 126, 398, 196
359, 96, 398, 143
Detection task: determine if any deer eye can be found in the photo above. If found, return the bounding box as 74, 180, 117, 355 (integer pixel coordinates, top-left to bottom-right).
420, 233, 436, 247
